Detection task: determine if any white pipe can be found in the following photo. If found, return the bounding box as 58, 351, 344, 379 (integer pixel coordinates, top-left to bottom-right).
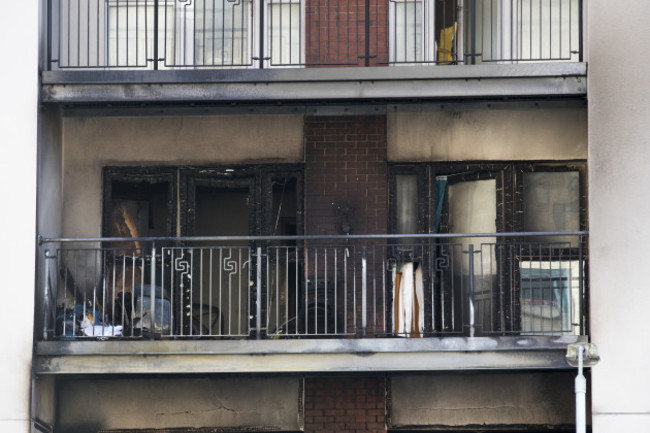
575, 345, 587, 433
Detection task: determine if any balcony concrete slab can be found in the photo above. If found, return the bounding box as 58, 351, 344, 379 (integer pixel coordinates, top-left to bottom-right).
35, 335, 586, 374
41, 63, 587, 104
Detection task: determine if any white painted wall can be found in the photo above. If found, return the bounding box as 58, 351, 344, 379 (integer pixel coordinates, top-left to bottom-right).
588, 1, 650, 431
61, 114, 304, 238
0, 2, 39, 433
388, 108, 587, 161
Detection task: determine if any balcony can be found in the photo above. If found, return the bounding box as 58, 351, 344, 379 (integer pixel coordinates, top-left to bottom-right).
35, 232, 588, 374
41, 0, 587, 103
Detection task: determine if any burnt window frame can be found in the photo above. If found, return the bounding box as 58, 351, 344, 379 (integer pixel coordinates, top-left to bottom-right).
388, 164, 429, 236
101, 164, 305, 338
262, 166, 305, 238
103, 164, 304, 239
513, 162, 588, 235
388, 161, 588, 335
102, 166, 178, 238
181, 166, 259, 237
389, 161, 587, 235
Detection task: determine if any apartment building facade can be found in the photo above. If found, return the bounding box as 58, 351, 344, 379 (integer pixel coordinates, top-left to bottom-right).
2, 0, 650, 432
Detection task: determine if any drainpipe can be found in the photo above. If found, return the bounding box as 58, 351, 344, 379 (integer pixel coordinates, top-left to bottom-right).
575, 345, 587, 433
566, 343, 600, 433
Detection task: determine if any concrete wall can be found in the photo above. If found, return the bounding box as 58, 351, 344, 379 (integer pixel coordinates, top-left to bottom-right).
33, 107, 64, 432
38, 107, 63, 239
61, 115, 304, 237
0, 1, 39, 433
61, 109, 587, 239
391, 372, 580, 429
388, 108, 587, 161
56, 376, 302, 433
588, 1, 650, 431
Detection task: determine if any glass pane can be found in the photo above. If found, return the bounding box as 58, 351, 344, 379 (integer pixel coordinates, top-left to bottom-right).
194, 0, 251, 66
520, 260, 581, 335
394, 0, 423, 62
448, 179, 496, 234
195, 186, 250, 236
110, 180, 170, 239
516, 0, 580, 61
448, 179, 497, 334
107, 2, 153, 67
523, 171, 579, 233
396, 174, 418, 235
269, 3, 301, 65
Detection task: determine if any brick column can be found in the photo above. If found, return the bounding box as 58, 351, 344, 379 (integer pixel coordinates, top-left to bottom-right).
304, 115, 388, 237
304, 376, 387, 433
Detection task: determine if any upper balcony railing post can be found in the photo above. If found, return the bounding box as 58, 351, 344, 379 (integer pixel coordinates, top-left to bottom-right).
578, 0, 584, 63
153, 0, 159, 70
46, 0, 52, 71
469, 0, 476, 65
364, 0, 370, 66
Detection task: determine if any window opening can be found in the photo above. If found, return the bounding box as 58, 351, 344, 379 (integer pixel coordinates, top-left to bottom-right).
389, 162, 585, 336
98, 165, 302, 339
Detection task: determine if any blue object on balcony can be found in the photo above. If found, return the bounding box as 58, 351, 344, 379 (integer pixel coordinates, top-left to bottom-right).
56, 305, 105, 340
132, 284, 171, 335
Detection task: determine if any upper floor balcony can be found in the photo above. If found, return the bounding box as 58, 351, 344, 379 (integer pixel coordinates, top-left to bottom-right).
35, 232, 588, 374
41, 0, 587, 103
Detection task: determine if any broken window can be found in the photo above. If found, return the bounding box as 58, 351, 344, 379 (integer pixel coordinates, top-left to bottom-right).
103, 167, 177, 239
101, 165, 303, 338
389, 162, 586, 335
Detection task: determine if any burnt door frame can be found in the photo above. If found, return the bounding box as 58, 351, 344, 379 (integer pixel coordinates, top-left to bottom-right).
434, 164, 508, 335
260, 166, 304, 335
182, 167, 259, 238
181, 167, 258, 336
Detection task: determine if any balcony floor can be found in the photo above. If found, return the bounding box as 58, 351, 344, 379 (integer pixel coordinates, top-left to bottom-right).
41, 63, 587, 104
35, 335, 585, 375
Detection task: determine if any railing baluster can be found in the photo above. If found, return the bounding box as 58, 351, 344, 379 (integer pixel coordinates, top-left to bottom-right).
150, 242, 156, 339
256, 246, 262, 338
468, 243, 475, 337
43, 250, 53, 340
344, 246, 348, 334
578, 234, 584, 335
361, 246, 367, 336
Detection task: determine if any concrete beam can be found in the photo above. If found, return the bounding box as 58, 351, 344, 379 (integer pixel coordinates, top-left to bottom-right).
35, 336, 584, 374
41, 63, 587, 104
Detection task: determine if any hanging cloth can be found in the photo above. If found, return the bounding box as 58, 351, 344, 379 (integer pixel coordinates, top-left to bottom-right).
411, 263, 424, 337
398, 262, 414, 335
394, 262, 424, 337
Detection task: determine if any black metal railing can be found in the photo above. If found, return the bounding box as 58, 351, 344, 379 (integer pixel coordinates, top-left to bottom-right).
39, 232, 587, 340
47, 0, 582, 70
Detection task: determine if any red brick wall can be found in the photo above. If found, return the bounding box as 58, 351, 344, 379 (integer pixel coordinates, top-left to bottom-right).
304, 376, 386, 433
304, 115, 389, 335
304, 115, 388, 236
305, 0, 389, 66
